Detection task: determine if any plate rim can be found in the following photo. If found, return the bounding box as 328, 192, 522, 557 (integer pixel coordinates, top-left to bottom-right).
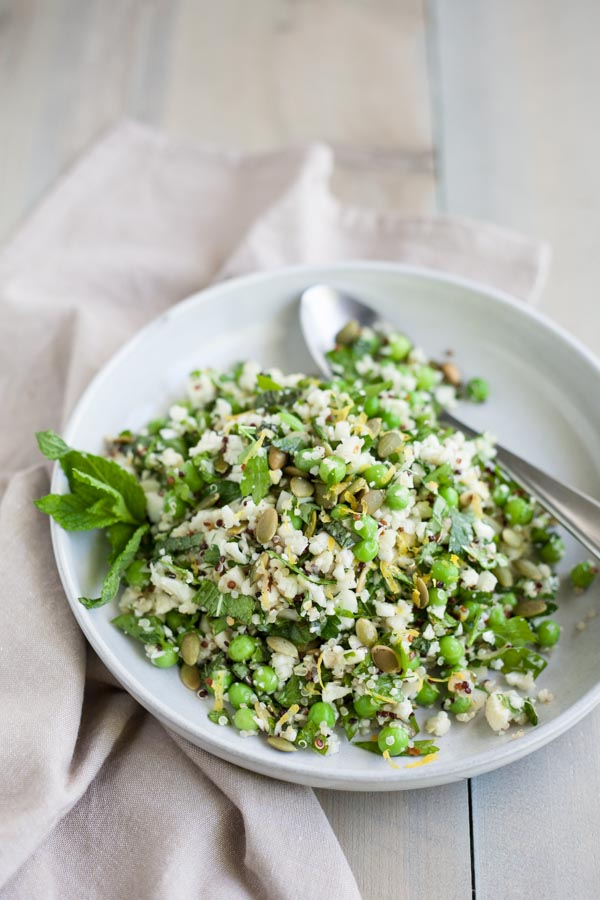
50, 260, 600, 790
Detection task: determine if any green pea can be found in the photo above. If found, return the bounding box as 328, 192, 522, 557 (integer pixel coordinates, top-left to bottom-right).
352, 515, 378, 540
571, 560, 597, 590
501, 592, 518, 609
363, 396, 380, 417
353, 695, 382, 718
449, 696, 471, 714
388, 334, 412, 362
150, 646, 179, 668
233, 708, 259, 732
166, 610, 188, 631
487, 606, 506, 629
431, 559, 459, 585
385, 484, 410, 510
381, 410, 401, 430
228, 635, 257, 662
536, 619, 561, 647
492, 483, 510, 506
353, 538, 379, 562
466, 377, 490, 403
539, 534, 565, 564
288, 511, 303, 530
377, 725, 410, 756
125, 558, 150, 589
252, 665, 279, 694
308, 701, 336, 728
294, 448, 319, 472
319, 455, 347, 486
228, 682, 257, 709
439, 485, 459, 507
416, 365, 438, 391
206, 668, 234, 695
363, 464, 389, 488
439, 635, 464, 665
505, 496, 534, 526
531, 526, 551, 543
415, 682, 440, 707
330, 505, 349, 520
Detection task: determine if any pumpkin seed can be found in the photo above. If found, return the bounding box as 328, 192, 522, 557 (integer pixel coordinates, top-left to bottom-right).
314, 482, 336, 509
267, 736, 298, 752
440, 361, 461, 386
355, 618, 378, 648
180, 663, 201, 691
335, 319, 361, 345
495, 565, 514, 588
268, 446, 287, 470
346, 477, 368, 495
181, 632, 201, 666
413, 576, 429, 609
284, 465, 304, 477
197, 492, 219, 509
377, 431, 403, 458
502, 528, 523, 548
514, 599, 547, 618
366, 417, 383, 437
266, 636, 299, 658
290, 476, 314, 498
514, 559, 542, 580
363, 489, 385, 515
214, 457, 230, 474
256, 508, 279, 544
371, 644, 401, 673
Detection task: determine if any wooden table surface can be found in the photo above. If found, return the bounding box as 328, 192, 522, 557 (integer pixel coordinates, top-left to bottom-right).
2, 2, 599, 898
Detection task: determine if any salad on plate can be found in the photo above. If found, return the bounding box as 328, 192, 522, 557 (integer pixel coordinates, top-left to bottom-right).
36, 320, 597, 762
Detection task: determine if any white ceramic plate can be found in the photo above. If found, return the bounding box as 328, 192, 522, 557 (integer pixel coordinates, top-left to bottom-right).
51, 262, 600, 790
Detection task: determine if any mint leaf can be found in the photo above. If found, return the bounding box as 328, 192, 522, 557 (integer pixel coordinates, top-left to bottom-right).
256, 373, 283, 391
106, 522, 137, 562
36, 429, 70, 460
240, 453, 270, 504
195, 579, 224, 616
79, 524, 149, 609
62, 452, 147, 523
159, 532, 205, 554
111, 613, 166, 645
498, 647, 547, 678
34, 492, 121, 531
194, 579, 254, 623
71, 468, 136, 524
203, 545, 221, 566
492, 616, 536, 648
224, 594, 254, 624
322, 520, 359, 549
274, 674, 305, 707
448, 508, 474, 554
523, 699, 538, 726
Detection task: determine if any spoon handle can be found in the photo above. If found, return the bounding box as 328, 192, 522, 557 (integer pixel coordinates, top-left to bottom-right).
442, 412, 600, 560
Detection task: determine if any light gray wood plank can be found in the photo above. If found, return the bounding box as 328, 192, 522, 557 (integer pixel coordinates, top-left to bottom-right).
429, 0, 600, 355
430, 3, 600, 897
317, 785, 472, 900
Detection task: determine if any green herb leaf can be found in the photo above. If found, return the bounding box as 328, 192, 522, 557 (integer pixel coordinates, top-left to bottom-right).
498, 647, 548, 678
79, 524, 149, 609
203, 545, 221, 566
34, 491, 121, 531
240, 453, 270, 504
106, 522, 137, 562
111, 613, 166, 645
159, 532, 205, 554
274, 674, 306, 707
523, 699, 538, 726
267, 551, 336, 585
208, 709, 231, 726
492, 615, 536, 648
256, 373, 283, 391
36, 429, 70, 460
448, 508, 474, 554
322, 520, 359, 549
271, 434, 309, 454
194, 578, 255, 624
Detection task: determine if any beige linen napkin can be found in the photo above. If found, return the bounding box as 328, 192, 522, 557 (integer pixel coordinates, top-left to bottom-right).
0, 121, 549, 900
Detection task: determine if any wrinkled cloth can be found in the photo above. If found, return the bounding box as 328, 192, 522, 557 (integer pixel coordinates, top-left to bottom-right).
0, 121, 548, 900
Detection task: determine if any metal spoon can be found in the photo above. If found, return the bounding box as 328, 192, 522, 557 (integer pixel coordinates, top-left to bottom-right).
300, 283, 600, 560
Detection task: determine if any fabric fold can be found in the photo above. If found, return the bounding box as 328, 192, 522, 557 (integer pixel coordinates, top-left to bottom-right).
0, 121, 547, 900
